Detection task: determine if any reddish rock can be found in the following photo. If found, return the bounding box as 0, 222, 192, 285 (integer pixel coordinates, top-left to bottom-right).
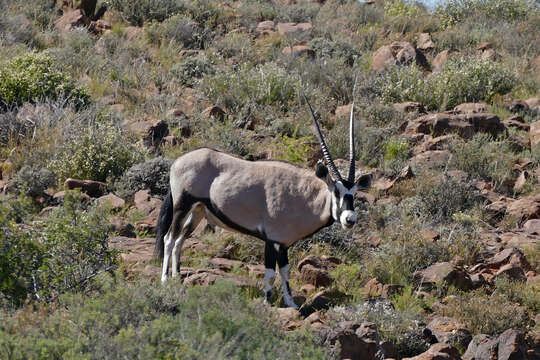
282, 45, 315, 58
495, 263, 527, 282
183, 269, 256, 287
134, 189, 162, 217
96, 193, 125, 210
328, 322, 381, 360
403, 343, 461, 360
256, 20, 275, 35
109, 236, 155, 263
208, 257, 245, 272
371, 45, 395, 71
404, 113, 503, 138
530, 121, 540, 148
453, 102, 488, 114
506, 194, 540, 222
417, 33, 435, 51
64, 178, 107, 197
524, 219, 540, 234
299, 264, 333, 287
109, 216, 136, 237
246, 263, 265, 278
486, 247, 531, 272
432, 50, 456, 71
409, 150, 452, 171
363, 278, 403, 299
393, 102, 426, 113
276, 22, 312, 36
414, 262, 473, 291
54, 9, 89, 31
202, 105, 226, 121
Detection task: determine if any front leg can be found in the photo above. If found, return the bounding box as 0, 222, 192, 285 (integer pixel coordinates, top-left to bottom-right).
264, 240, 278, 304
277, 245, 298, 309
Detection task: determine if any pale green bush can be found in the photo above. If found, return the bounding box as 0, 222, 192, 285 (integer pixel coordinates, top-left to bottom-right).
376, 58, 515, 110
0, 53, 89, 109
115, 157, 173, 199
107, 0, 186, 26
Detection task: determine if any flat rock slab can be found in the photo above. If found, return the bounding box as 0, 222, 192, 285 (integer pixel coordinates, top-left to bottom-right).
109, 236, 155, 264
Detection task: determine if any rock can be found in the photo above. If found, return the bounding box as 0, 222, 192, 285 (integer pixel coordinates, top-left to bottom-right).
413, 135, 458, 155
463, 334, 497, 360
414, 262, 473, 291
393, 41, 417, 64
498, 329, 528, 360
301, 284, 316, 295
371, 45, 395, 71
166, 108, 186, 118
427, 317, 472, 351
109, 216, 136, 237
276, 22, 312, 36
202, 105, 226, 121
432, 50, 455, 71
96, 193, 125, 210
129, 119, 169, 147
246, 264, 265, 278
109, 236, 155, 263
524, 219, 540, 234
328, 322, 381, 360
506, 194, 540, 222
54, 9, 89, 31
256, 20, 275, 35
301, 289, 347, 315
409, 150, 452, 172
417, 33, 435, 51
507, 100, 529, 113
393, 102, 426, 113
282, 45, 315, 58
404, 113, 503, 138
513, 171, 528, 192
363, 278, 403, 299
494, 263, 527, 282
530, 121, 540, 148
299, 264, 333, 287
183, 269, 256, 287
453, 102, 488, 114
52, 190, 91, 204
64, 178, 107, 197
504, 117, 530, 131
135, 214, 158, 234
208, 257, 245, 272
403, 343, 461, 360
134, 189, 162, 217
525, 97, 540, 110
486, 247, 531, 272
89, 19, 110, 34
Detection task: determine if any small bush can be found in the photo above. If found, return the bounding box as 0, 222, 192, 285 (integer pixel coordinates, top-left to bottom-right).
107, 0, 186, 26
495, 277, 540, 313
376, 58, 516, 110
170, 55, 214, 86
115, 157, 173, 199
436, 0, 539, 28
383, 138, 410, 177
0, 52, 89, 109
450, 133, 517, 192
48, 117, 145, 182
145, 14, 211, 49
10, 166, 56, 198
384, 0, 422, 17
308, 37, 360, 66
440, 290, 532, 335
328, 299, 430, 357
204, 63, 298, 113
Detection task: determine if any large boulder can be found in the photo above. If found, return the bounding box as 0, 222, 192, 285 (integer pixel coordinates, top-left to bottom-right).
64, 178, 107, 197
371, 41, 428, 71
427, 316, 472, 351
417, 33, 435, 51
506, 194, 540, 222
54, 9, 89, 31
463, 329, 530, 360
432, 50, 456, 71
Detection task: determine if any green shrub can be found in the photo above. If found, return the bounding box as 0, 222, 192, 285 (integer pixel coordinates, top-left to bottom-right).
0, 281, 328, 359
328, 299, 430, 357
10, 165, 56, 198
383, 138, 410, 177
449, 133, 517, 192
0, 196, 42, 308
145, 14, 211, 49
204, 63, 298, 113
308, 37, 360, 66
115, 157, 173, 199
170, 55, 214, 86
440, 290, 532, 335
384, 0, 422, 17
0, 52, 89, 109
495, 277, 540, 313
436, 0, 538, 28
48, 117, 145, 182
376, 58, 516, 110
35, 192, 118, 302
107, 0, 186, 26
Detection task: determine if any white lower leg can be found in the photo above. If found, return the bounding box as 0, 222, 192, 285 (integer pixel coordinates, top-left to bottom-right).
279, 264, 298, 309
161, 233, 174, 283
171, 235, 184, 278
264, 269, 276, 304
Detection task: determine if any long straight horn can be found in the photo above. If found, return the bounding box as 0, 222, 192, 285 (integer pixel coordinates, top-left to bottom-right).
348, 76, 358, 184
302, 93, 343, 182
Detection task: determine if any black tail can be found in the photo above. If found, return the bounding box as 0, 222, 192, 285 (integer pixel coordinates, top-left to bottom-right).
154, 188, 173, 260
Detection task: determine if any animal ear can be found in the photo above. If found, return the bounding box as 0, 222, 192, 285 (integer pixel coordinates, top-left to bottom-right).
315, 161, 334, 189
355, 173, 372, 189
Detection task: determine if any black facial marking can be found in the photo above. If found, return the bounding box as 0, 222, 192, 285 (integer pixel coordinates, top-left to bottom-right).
343, 194, 354, 211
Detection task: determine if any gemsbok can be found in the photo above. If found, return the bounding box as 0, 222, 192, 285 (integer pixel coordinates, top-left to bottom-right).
155, 94, 371, 309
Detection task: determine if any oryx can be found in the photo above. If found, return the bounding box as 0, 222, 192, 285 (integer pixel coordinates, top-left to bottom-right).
155, 95, 371, 309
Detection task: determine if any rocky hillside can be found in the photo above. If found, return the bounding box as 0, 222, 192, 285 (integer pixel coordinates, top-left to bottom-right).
0, 0, 539, 358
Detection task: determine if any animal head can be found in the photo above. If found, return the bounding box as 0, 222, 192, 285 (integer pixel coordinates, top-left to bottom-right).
304, 91, 372, 229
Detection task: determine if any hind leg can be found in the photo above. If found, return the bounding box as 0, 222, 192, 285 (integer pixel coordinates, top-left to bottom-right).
171, 203, 205, 278
277, 245, 297, 309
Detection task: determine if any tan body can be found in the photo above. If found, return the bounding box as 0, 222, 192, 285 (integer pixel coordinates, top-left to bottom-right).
170, 148, 332, 247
